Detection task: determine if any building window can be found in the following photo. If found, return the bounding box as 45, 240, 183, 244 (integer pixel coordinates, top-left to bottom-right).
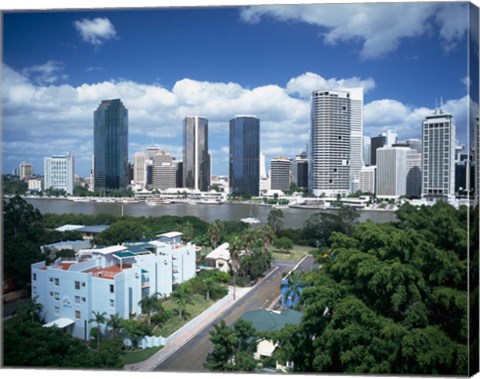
75, 281, 80, 290
75, 310, 81, 319
33, 273, 37, 281
75, 296, 81, 305
32, 287, 37, 295
54, 306, 60, 316
82, 282, 86, 287
109, 284, 114, 294
81, 297, 86, 303
54, 292, 60, 301
54, 278, 60, 287
49, 291, 54, 297
110, 299, 115, 308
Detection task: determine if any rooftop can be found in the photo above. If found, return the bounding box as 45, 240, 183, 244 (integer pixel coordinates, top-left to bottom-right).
87, 264, 132, 280
55, 224, 84, 232
206, 242, 230, 261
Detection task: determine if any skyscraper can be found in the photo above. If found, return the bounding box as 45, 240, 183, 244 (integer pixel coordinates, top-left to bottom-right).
270, 157, 291, 191
133, 151, 145, 188
152, 151, 176, 190
348, 88, 365, 192
19, 161, 33, 181
94, 99, 128, 192
291, 152, 309, 189
421, 109, 456, 200
376, 147, 409, 199
309, 89, 351, 197
229, 115, 260, 196
183, 116, 209, 191
43, 153, 74, 195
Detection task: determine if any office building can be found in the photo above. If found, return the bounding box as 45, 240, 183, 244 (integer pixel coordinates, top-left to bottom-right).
152, 151, 176, 190
229, 115, 260, 196
359, 166, 376, 194
133, 151, 146, 187
376, 147, 409, 199
94, 99, 129, 192
406, 151, 422, 198
31, 232, 196, 340
348, 88, 365, 192
309, 89, 351, 197
183, 116, 209, 191
270, 157, 291, 191
19, 161, 33, 181
363, 137, 371, 166
43, 153, 74, 195
291, 152, 309, 189
370, 130, 397, 166
421, 109, 456, 200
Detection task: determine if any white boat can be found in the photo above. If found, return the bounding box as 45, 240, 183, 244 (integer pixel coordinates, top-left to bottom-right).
241, 217, 260, 224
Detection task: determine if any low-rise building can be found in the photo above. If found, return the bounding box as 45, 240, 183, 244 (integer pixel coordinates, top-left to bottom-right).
32, 233, 196, 340
205, 242, 231, 272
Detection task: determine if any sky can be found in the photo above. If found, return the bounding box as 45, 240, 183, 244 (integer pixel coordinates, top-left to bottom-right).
1, 0, 478, 178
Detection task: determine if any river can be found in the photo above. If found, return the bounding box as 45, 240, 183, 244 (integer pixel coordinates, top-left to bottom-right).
24, 198, 397, 229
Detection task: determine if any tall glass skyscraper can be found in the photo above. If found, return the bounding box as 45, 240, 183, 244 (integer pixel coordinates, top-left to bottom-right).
94, 99, 129, 192
183, 116, 209, 191
229, 115, 260, 196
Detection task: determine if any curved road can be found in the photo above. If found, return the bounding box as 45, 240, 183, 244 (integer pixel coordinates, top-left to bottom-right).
155, 255, 317, 373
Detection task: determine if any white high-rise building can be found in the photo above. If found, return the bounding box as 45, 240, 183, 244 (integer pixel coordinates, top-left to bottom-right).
152, 151, 176, 190
348, 88, 365, 192
133, 151, 146, 187
183, 116, 210, 191
376, 147, 409, 199
309, 89, 351, 197
44, 153, 74, 195
421, 110, 456, 200
19, 161, 33, 181
270, 157, 291, 191
359, 166, 376, 194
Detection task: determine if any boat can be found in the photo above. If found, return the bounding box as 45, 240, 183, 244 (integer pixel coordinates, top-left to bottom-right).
241, 217, 260, 224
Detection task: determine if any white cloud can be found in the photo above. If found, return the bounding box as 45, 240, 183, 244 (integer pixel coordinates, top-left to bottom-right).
240, 3, 468, 59
2, 63, 469, 176
21, 60, 67, 85
73, 17, 117, 46
286, 72, 375, 98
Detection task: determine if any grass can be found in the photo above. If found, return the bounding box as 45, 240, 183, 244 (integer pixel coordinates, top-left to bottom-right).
122, 346, 162, 365
271, 245, 313, 262
154, 293, 216, 338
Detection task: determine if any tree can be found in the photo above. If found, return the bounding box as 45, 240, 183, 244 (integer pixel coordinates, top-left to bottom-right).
208, 219, 224, 249
267, 208, 284, 234
89, 311, 107, 348
171, 286, 193, 320
273, 236, 294, 252
204, 319, 258, 372
229, 236, 244, 300
283, 270, 304, 307
138, 293, 164, 328
106, 313, 124, 339
16, 295, 43, 322
122, 318, 148, 350
95, 219, 153, 245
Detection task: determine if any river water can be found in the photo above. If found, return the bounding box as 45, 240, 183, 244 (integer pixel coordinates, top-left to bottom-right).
25, 198, 397, 230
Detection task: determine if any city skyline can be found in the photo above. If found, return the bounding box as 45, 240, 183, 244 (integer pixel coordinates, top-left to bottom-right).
2, 1, 476, 177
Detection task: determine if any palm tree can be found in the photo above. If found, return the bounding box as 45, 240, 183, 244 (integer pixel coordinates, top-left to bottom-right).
138, 292, 164, 328
106, 313, 123, 339
229, 236, 244, 300
16, 295, 43, 322
283, 271, 304, 308
208, 219, 224, 249
243, 228, 259, 255
171, 287, 193, 320
122, 318, 147, 350
203, 276, 217, 301
259, 225, 275, 251
89, 310, 107, 347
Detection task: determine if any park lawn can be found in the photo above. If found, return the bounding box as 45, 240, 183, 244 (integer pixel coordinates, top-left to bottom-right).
122, 346, 162, 365
272, 245, 313, 262
154, 293, 216, 338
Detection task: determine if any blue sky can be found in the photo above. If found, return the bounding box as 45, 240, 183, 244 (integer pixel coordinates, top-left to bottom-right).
2, 1, 477, 177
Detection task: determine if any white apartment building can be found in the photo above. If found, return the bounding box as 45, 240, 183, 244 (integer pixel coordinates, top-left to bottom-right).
44, 153, 74, 195
421, 110, 456, 200
376, 147, 409, 199
32, 234, 196, 340
309, 89, 357, 197
359, 166, 376, 194
28, 179, 43, 192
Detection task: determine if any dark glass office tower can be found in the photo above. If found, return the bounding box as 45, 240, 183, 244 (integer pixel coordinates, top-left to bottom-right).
94, 99, 128, 192
183, 116, 209, 191
229, 115, 260, 196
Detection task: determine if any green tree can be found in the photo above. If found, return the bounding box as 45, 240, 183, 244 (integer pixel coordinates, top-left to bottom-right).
267, 208, 284, 234
15, 295, 44, 322
139, 293, 165, 328
106, 313, 124, 339
273, 236, 294, 252
95, 219, 153, 245
171, 286, 193, 320
229, 236, 243, 300
208, 219, 224, 249
122, 318, 148, 350
89, 311, 107, 348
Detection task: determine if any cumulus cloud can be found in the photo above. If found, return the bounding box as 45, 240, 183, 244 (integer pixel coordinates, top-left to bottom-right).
240, 3, 468, 59
21, 60, 67, 85
2, 63, 469, 176
73, 17, 117, 46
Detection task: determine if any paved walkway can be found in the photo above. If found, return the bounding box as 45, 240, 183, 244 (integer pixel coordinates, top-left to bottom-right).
124, 285, 252, 371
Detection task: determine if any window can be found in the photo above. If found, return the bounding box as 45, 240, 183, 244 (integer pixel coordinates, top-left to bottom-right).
54, 278, 60, 287
110, 299, 115, 308
54, 292, 60, 301
75, 296, 81, 305
75, 281, 80, 290
81, 297, 86, 303
109, 284, 114, 294
33, 273, 37, 281
82, 282, 86, 287
75, 310, 81, 319
49, 291, 54, 297
54, 306, 60, 316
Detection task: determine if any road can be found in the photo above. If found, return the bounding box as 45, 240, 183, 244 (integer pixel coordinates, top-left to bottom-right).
155, 255, 317, 373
